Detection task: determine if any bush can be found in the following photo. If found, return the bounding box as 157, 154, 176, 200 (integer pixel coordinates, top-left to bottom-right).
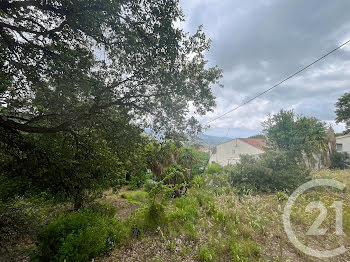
34, 203, 126, 262
162, 164, 188, 198
330, 152, 350, 170
228, 151, 311, 193
143, 179, 157, 192
205, 162, 223, 174
127, 199, 167, 238
191, 175, 205, 188
127, 172, 155, 190
203, 173, 231, 195
0, 202, 39, 261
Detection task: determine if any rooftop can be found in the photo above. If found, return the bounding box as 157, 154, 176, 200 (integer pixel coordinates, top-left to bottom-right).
238, 138, 267, 151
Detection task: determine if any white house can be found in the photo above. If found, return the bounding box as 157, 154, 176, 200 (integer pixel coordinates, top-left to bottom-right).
209, 138, 266, 166
336, 134, 350, 154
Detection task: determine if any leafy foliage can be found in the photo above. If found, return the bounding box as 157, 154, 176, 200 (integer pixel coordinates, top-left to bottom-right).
205, 162, 223, 174
0, 129, 129, 209
330, 152, 350, 170
335, 93, 350, 134
192, 150, 209, 175
228, 152, 311, 193
263, 109, 327, 161
0, 0, 222, 136
145, 141, 201, 182
127, 172, 155, 190
34, 203, 125, 262
0, 0, 221, 207
145, 141, 181, 179
0, 202, 39, 260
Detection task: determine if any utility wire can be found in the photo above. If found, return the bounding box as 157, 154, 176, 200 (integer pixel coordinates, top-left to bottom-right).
205, 39, 350, 125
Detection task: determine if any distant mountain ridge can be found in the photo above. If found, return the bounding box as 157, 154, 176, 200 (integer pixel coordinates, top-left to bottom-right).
198, 134, 232, 148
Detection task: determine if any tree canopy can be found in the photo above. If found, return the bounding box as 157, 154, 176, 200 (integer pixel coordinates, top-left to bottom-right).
335, 92, 350, 134
262, 110, 327, 160
0, 0, 222, 136
0, 0, 222, 206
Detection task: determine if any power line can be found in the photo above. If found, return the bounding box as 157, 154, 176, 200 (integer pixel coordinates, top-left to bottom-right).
205, 39, 350, 125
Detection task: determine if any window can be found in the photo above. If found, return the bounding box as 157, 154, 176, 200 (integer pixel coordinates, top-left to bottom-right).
336, 143, 343, 152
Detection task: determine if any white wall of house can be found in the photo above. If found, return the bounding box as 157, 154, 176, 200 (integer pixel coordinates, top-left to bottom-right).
209, 138, 264, 166
336, 135, 350, 154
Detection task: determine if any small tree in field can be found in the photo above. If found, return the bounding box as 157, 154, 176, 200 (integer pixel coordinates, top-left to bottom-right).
262, 110, 327, 162
335, 93, 350, 134
228, 152, 310, 193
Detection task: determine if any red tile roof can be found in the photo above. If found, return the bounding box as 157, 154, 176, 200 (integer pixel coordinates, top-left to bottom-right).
238, 138, 266, 151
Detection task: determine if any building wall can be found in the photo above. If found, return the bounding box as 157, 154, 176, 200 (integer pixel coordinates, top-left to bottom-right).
336, 135, 350, 154
209, 138, 264, 166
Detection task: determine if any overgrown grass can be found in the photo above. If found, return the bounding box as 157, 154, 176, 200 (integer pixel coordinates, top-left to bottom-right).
3, 169, 350, 261
109, 169, 350, 261
119, 191, 149, 204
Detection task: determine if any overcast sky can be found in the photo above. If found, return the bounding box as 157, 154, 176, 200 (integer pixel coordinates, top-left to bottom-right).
179, 0, 350, 138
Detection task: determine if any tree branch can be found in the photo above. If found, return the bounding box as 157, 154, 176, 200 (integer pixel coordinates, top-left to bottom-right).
0, 116, 71, 133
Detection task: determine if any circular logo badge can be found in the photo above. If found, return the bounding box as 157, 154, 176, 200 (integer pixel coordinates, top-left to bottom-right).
283, 179, 346, 258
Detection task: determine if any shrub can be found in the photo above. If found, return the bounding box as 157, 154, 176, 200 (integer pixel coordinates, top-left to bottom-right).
162, 164, 188, 198
127, 172, 155, 190
228, 151, 311, 193
126, 199, 167, 239
203, 173, 231, 194
192, 151, 209, 176
170, 196, 200, 224
191, 175, 205, 188
330, 152, 350, 170
205, 162, 223, 174
0, 202, 39, 260
87, 201, 118, 217
34, 203, 126, 262
143, 179, 157, 192
204, 173, 230, 188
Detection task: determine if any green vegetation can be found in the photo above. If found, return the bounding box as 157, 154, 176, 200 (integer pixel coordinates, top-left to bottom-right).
330, 152, 350, 170
0, 0, 221, 209
205, 162, 223, 174
335, 92, 350, 134
34, 203, 125, 262
229, 151, 311, 193
2, 158, 350, 261
263, 109, 327, 162
0, 1, 349, 262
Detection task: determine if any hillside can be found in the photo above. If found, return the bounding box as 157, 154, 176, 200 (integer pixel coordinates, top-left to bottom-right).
198, 134, 232, 148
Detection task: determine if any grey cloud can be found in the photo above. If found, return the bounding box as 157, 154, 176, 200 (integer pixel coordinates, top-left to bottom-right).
180, 0, 350, 137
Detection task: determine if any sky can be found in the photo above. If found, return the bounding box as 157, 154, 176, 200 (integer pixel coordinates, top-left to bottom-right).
179, 0, 350, 138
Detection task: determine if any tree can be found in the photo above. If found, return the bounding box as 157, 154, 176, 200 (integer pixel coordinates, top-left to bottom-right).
335, 93, 350, 134
262, 110, 327, 161
330, 152, 350, 170
145, 141, 181, 180
179, 147, 199, 180
0, 0, 222, 137
228, 152, 310, 193
0, 115, 147, 209
0, 0, 222, 206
